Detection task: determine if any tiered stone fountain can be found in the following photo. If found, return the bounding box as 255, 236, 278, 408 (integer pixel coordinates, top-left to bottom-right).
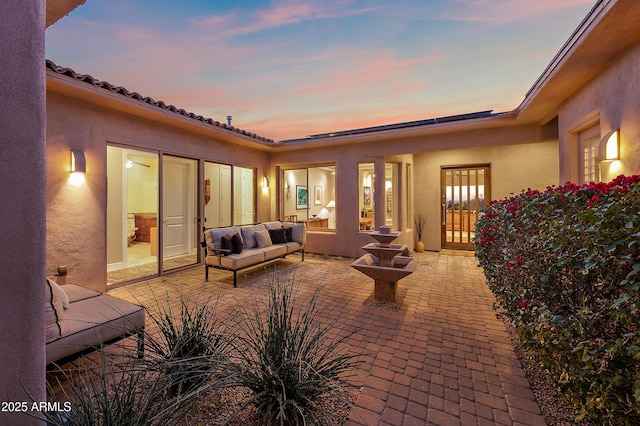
350, 227, 418, 302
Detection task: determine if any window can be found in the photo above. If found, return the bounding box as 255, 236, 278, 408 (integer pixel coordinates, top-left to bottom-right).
282, 165, 336, 229
234, 166, 255, 225
579, 125, 601, 183
385, 163, 398, 230
203, 162, 232, 228
358, 163, 374, 231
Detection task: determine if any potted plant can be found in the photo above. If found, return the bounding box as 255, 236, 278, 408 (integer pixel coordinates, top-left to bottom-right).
414, 214, 427, 252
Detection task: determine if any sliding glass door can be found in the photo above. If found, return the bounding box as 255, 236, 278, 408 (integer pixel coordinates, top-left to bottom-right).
106, 146, 159, 285
162, 155, 199, 272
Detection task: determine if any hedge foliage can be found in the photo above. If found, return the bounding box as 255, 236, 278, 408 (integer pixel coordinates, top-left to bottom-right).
474, 175, 640, 424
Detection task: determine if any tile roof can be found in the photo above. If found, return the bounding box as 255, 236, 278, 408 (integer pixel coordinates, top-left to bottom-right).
45, 59, 275, 144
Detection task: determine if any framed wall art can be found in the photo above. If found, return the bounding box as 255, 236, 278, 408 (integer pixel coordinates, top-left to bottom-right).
314, 186, 322, 205
296, 185, 308, 209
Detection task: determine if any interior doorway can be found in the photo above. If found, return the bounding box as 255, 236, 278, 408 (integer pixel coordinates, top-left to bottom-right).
441, 165, 490, 250
106, 146, 159, 285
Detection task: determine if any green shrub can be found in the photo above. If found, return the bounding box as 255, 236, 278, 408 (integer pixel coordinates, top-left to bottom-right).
143, 293, 234, 396
474, 175, 640, 423
228, 271, 359, 425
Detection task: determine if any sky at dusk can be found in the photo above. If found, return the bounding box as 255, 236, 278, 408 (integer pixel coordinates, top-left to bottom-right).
46, 0, 596, 141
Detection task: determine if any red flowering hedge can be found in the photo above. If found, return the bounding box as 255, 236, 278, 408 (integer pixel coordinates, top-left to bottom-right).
474, 175, 640, 423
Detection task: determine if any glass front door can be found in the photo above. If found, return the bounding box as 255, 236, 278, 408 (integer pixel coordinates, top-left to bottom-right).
441, 166, 490, 250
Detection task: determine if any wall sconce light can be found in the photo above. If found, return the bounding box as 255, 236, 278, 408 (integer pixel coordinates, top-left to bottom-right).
262, 176, 270, 189
599, 129, 620, 162
70, 150, 86, 173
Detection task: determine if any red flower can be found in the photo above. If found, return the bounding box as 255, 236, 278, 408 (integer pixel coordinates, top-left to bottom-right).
519, 301, 527, 309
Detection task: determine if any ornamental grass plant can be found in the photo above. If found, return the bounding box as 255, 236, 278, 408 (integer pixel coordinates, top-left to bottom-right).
40, 355, 192, 426
474, 175, 640, 424
227, 271, 359, 425
142, 292, 235, 397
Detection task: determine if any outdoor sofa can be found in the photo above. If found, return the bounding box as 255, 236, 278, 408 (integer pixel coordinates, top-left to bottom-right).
202, 221, 306, 287
45, 278, 145, 366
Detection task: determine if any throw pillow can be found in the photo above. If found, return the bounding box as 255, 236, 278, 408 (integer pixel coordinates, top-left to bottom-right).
284, 226, 293, 242
49, 279, 70, 309
254, 229, 273, 248
45, 278, 64, 343
231, 233, 244, 254
221, 234, 233, 253
268, 228, 288, 244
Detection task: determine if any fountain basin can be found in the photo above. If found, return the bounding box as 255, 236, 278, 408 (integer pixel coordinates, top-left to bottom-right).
368, 231, 402, 248
362, 243, 406, 267
351, 254, 418, 302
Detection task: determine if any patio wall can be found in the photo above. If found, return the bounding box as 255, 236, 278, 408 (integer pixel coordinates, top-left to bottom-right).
558, 39, 640, 183
414, 140, 559, 251
45, 91, 271, 292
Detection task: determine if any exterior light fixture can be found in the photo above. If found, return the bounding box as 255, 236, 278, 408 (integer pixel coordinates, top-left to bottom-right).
262, 176, 270, 188
599, 129, 620, 162
70, 150, 86, 173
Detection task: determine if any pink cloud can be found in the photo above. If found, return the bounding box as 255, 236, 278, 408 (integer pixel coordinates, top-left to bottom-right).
442, 0, 594, 24
191, 0, 380, 37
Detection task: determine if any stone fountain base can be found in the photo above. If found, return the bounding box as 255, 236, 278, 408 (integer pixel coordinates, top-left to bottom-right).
351, 253, 418, 302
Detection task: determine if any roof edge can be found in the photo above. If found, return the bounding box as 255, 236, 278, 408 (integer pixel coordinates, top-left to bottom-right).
45, 59, 275, 144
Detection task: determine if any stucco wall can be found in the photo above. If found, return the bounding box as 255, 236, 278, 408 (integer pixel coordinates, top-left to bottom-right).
46, 91, 271, 291
559, 39, 640, 183
414, 141, 559, 251
0, 0, 47, 418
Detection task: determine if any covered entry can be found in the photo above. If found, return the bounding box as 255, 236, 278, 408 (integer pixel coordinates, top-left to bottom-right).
441, 165, 490, 250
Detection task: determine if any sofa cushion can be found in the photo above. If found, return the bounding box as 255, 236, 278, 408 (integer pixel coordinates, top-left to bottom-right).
45, 279, 64, 344
263, 221, 283, 230
221, 234, 233, 253
255, 229, 273, 248
220, 249, 264, 270
262, 244, 287, 260
285, 227, 293, 242
268, 228, 288, 244
283, 222, 306, 244
61, 284, 101, 303
242, 224, 266, 249
47, 294, 145, 365
231, 233, 243, 254
283, 241, 303, 254
208, 227, 240, 251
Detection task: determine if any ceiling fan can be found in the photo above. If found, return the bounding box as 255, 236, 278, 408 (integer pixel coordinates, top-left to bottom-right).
126, 159, 150, 168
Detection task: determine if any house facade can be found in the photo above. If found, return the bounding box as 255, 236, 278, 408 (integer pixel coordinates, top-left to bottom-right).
1, 0, 639, 416
44, 0, 640, 293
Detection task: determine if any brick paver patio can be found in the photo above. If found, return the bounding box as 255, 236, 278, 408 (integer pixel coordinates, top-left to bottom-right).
100, 251, 544, 425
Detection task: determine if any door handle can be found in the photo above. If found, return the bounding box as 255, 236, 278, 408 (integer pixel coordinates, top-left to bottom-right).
442, 204, 446, 226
